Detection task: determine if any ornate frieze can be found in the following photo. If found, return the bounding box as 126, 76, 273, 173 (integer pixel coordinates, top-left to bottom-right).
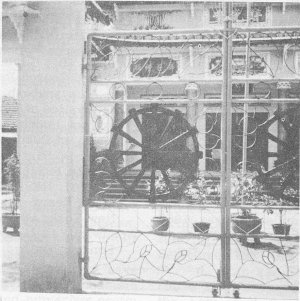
209, 54, 267, 77
276, 81, 292, 90
132, 11, 173, 30
130, 57, 178, 78
208, 4, 269, 25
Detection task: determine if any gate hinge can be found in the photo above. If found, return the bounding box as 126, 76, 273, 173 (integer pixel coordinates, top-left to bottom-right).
79, 256, 88, 264
82, 63, 87, 72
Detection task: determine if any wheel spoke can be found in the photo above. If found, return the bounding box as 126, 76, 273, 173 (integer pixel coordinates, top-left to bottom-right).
133, 114, 146, 136
158, 116, 174, 141
119, 150, 143, 155
119, 130, 142, 147
259, 115, 278, 130
151, 107, 162, 136
159, 130, 191, 150
267, 133, 289, 148
118, 158, 143, 174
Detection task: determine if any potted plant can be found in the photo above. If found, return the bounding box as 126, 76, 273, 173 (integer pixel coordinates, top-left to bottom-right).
148, 170, 170, 232
272, 208, 291, 236
182, 174, 212, 233
2, 152, 20, 233
231, 172, 270, 244
267, 187, 298, 235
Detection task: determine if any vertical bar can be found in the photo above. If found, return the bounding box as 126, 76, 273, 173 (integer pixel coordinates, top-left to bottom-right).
220, 3, 227, 287
225, 4, 233, 287
242, 2, 251, 176
83, 34, 92, 277
220, 1, 232, 288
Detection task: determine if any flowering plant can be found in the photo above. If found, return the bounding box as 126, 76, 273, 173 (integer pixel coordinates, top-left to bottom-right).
262, 186, 299, 224
4, 153, 20, 215
183, 176, 207, 202
148, 170, 170, 194
231, 172, 272, 216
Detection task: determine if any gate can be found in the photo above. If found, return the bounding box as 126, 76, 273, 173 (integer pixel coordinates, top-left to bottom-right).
83, 3, 299, 296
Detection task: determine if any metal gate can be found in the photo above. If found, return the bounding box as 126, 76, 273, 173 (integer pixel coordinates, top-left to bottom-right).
83, 3, 299, 295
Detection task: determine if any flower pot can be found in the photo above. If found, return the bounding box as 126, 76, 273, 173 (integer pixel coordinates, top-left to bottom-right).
151, 216, 169, 231
193, 222, 210, 233
272, 224, 291, 235
2, 213, 20, 233
231, 214, 262, 234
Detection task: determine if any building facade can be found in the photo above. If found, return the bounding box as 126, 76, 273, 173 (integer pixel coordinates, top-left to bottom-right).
87, 1, 300, 175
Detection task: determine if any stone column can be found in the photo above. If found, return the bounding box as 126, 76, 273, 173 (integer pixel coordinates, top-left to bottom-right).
185, 82, 198, 150
19, 2, 84, 293
277, 81, 291, 157
114, 86, 125, 167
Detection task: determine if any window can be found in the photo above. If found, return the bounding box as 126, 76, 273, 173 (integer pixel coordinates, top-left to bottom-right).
208, 4, 269, 26
130, 56, 178, 78
208, 54, 269, 77
91, 38, 113, 62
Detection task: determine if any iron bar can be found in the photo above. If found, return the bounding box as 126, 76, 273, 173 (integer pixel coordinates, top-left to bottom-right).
229, 284, 298, 291
220, 2, 233, 288
87, 36, 300, 46
230, 205, 299, 210
89, 201, 299, 211
88, 98, 300, 104
84, 274, 298, 291
83, 35, 93, 276
85, 274, 221, 288
90, 79, 300, 84
87, 26, 300, 38
241, 3, 251, 177
90, 201, 222, 209
230, 233, 299, 239
87, 228, 299, 240
88, 228, 221, 238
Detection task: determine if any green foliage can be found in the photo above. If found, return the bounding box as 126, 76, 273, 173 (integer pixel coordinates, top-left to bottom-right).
4, 152, 20, 214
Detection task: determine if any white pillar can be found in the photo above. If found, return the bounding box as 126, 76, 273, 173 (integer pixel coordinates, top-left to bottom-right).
19, 2, 84, 293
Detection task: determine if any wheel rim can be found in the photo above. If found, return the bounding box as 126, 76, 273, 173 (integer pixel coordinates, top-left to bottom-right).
108, 104, 202, 201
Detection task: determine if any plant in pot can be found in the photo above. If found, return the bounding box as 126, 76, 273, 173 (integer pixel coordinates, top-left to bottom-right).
148, 170, 170, 232
231, 172, 270, 244
2, 152, 20, 234
182, 174, 211, 233
266, 187, 299, 235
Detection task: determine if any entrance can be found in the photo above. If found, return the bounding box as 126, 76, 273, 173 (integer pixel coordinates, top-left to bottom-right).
83, 7, 299, 296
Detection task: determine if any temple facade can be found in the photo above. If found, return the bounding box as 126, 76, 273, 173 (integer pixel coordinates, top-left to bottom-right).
87, 2, 300, 172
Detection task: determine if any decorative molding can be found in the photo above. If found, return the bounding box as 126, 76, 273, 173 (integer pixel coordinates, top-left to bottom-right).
132, 11, 173, 30
185, 82, 199, 91
3, 2, 40, 44
206, 3, 271, 27
130, 56, 178, 78
206, 53, 270, 78
276, 81, 292, 90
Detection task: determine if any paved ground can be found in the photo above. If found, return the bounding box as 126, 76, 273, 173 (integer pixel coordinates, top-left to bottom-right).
1, 232, 299, 299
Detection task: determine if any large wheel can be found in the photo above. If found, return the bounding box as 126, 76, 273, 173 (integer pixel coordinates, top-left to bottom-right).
108, 104, 202, 202
255, 105, 299, 204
